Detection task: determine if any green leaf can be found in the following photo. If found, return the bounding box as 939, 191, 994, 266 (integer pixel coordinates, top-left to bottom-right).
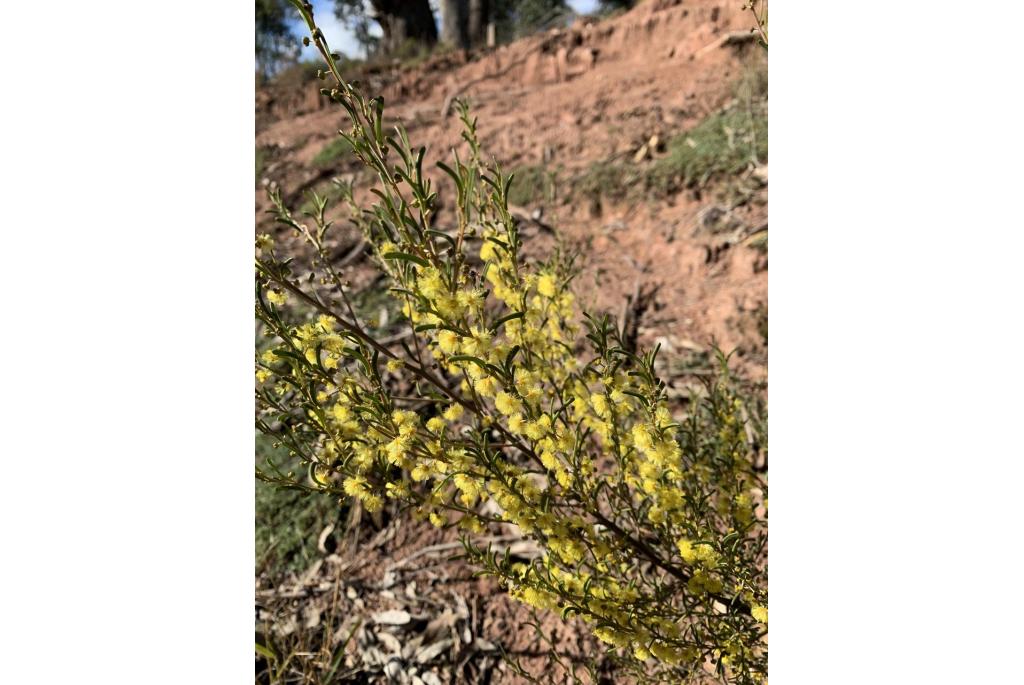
436, 161, 463, 190
490, 311, 524, 332
426, 229, 457, 249
504, 344, 521, 370
448, 355, 500, 376
255, 643, 277, 661
382, 251, 429, 268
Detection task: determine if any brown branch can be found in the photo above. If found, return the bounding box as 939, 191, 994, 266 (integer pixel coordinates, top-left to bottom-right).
588, 509, 752, 618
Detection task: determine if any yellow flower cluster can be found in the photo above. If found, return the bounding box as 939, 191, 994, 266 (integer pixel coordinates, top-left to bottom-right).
254, 54, 767, 680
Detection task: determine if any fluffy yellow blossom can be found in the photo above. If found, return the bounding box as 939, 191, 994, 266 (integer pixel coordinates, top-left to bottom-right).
384, 437, 410, 466
426, 416, 446, 433
632, 424, 654, 452
456, 288, 483, 311
453, 473, 481, 506
751, 603, 767, 624
650, 642, 686, 665
418, 268, 446, 299
474, 376, 498, 397
590, 393, 610, 418
479, 240, 497, 262
551, 537, 586, 564
461, 326, 492, 356
516, 586, 558, 611
523, 416, 551, 440
343, 476, 369, 499
266, 290, 286, 306
594, 627, 632, 648
537, 272, 557, 298
411, 463, 431, 482
437, 330, 459, 354
442, 404, 464, 421
494, 391, 523, 416
678, 539, 720, 568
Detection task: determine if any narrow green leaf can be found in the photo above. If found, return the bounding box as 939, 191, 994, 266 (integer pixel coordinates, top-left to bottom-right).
491, 310, 524, 332
382, 251, 429, 268
255, 643, 277, 661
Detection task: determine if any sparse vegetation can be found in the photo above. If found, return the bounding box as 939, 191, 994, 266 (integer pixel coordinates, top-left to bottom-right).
256, 434, 345, 577
567, 65, 768, 204
573, 158, 634, 203
649, 71, 767, 193
506, 164, 560, 206
312, 138, 352, 168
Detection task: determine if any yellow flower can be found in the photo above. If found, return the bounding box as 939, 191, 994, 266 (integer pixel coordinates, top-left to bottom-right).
479, 240, 497, 262
343, 476, 367, 498
442, 404, 464, 421
266, 290, 286, 306
751, 603, 767, 624
495, 391, 522, 416
594, 627, 631, 648
474, 376, 498, 397
437, 330, 459, 354
426, 416, 446, 433
590, 393, 609, 418
255, 233, 274, 253
537, 273, 557, 298
518, 586, 557, 610
456, 288, 483, 311
650, 641, 686, 665
632, 424, 654, 452
418, 268, 445, 299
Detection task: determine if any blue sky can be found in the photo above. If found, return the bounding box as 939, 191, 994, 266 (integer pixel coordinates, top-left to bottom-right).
294, 0, 600, 60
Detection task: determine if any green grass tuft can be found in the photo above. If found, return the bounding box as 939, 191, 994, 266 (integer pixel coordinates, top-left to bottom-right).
506, 164, 560, 207
256, 434, 344, 577
312, 137, 351, 168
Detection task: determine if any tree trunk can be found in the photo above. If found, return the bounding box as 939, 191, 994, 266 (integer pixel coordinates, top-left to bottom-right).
468, 0, 489, 48
440, 0, 469, 50
370, 0, 438, 56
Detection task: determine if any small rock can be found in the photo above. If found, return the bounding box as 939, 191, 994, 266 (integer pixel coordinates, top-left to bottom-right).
415, 638, 454, 664
474, 638, 497, 651
373, 609, 412, 626
377, 630, 403, 654
384, 656, 404, 681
